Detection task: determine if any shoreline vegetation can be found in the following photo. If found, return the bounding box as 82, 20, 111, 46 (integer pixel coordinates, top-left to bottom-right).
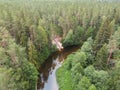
0, 0, 120, 90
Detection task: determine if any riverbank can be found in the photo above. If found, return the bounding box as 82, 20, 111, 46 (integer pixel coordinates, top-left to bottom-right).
37, 46, 80, 90
56, 58, 73, 90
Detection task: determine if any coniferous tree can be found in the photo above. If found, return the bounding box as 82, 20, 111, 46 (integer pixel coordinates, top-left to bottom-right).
94, 44, 108, 70
28, 39, 38, 69
94, 17, 114, 52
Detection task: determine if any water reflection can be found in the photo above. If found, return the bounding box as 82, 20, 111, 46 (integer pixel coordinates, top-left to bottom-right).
37, 46, 80, 90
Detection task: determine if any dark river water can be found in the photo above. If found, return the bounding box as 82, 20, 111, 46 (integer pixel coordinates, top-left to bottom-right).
37, 46, 80, 90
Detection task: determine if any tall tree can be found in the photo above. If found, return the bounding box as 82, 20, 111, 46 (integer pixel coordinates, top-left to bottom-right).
94, 17, 114, 52
77, 76, 91, 90
94, 44, 108, 70
28, 39, 39, 69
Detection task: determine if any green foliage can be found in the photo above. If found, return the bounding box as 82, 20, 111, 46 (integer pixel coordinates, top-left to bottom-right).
0, 29, 38, 90
111, 61, 120, 90
108, 27, 120, 59
84, 65, 95, 81
28, 40, 39, 69
63, 29, 74, 46
36, 25, 48, 46
94, 17, 115, 52
22, 61, 38, 90
63, 26, 85, 46
0, 68, 15, 90
71, 63, 83, 76
84, 66, 109, 90
92, 70, 109, 90
81, 37, 94, 65
81, 37, 93, 52
85, 27, 94, 39
72, 52, 87, 67
57, 36, 110, 90
89, 84, 97, 90
38, 44, 51, 64
72, 73, 82, 89
0, 0, 120, 90
95, 44, 108, 70
73, 26, 85, 44
77, 76, 91, 90
56, 65, 73, 90
63, 54, 74, 70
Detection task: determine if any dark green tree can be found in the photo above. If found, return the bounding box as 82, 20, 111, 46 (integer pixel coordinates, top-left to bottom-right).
28, 39, 39, 69
94, 17, 114, 52
94, 44, 108, 70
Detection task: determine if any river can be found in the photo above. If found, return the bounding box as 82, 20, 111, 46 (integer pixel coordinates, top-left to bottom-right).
37, 46, 80, 90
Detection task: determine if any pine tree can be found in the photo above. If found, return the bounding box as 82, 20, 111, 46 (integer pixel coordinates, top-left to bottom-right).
94, 17, 114, 52
28, 39, 38, 69
63, 29, 74, 46
112, 61, 120, 90
107, 27, 120, 64
94, 44, 108, 70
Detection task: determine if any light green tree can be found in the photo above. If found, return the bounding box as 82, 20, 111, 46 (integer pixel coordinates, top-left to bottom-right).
77, 76, 91, 90
72, 52, 87, 67
89, 84, 97, 90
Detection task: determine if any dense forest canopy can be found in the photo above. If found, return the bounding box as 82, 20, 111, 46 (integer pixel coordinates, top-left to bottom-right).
0, 0, 120, 90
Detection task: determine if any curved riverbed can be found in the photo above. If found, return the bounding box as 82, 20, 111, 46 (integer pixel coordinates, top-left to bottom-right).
37, 46, 80, 90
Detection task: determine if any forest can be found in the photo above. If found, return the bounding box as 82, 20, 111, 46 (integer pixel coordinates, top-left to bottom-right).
0, 0, 120, 90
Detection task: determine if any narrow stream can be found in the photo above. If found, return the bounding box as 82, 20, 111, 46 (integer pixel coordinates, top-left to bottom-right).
37, 46, 80, 90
